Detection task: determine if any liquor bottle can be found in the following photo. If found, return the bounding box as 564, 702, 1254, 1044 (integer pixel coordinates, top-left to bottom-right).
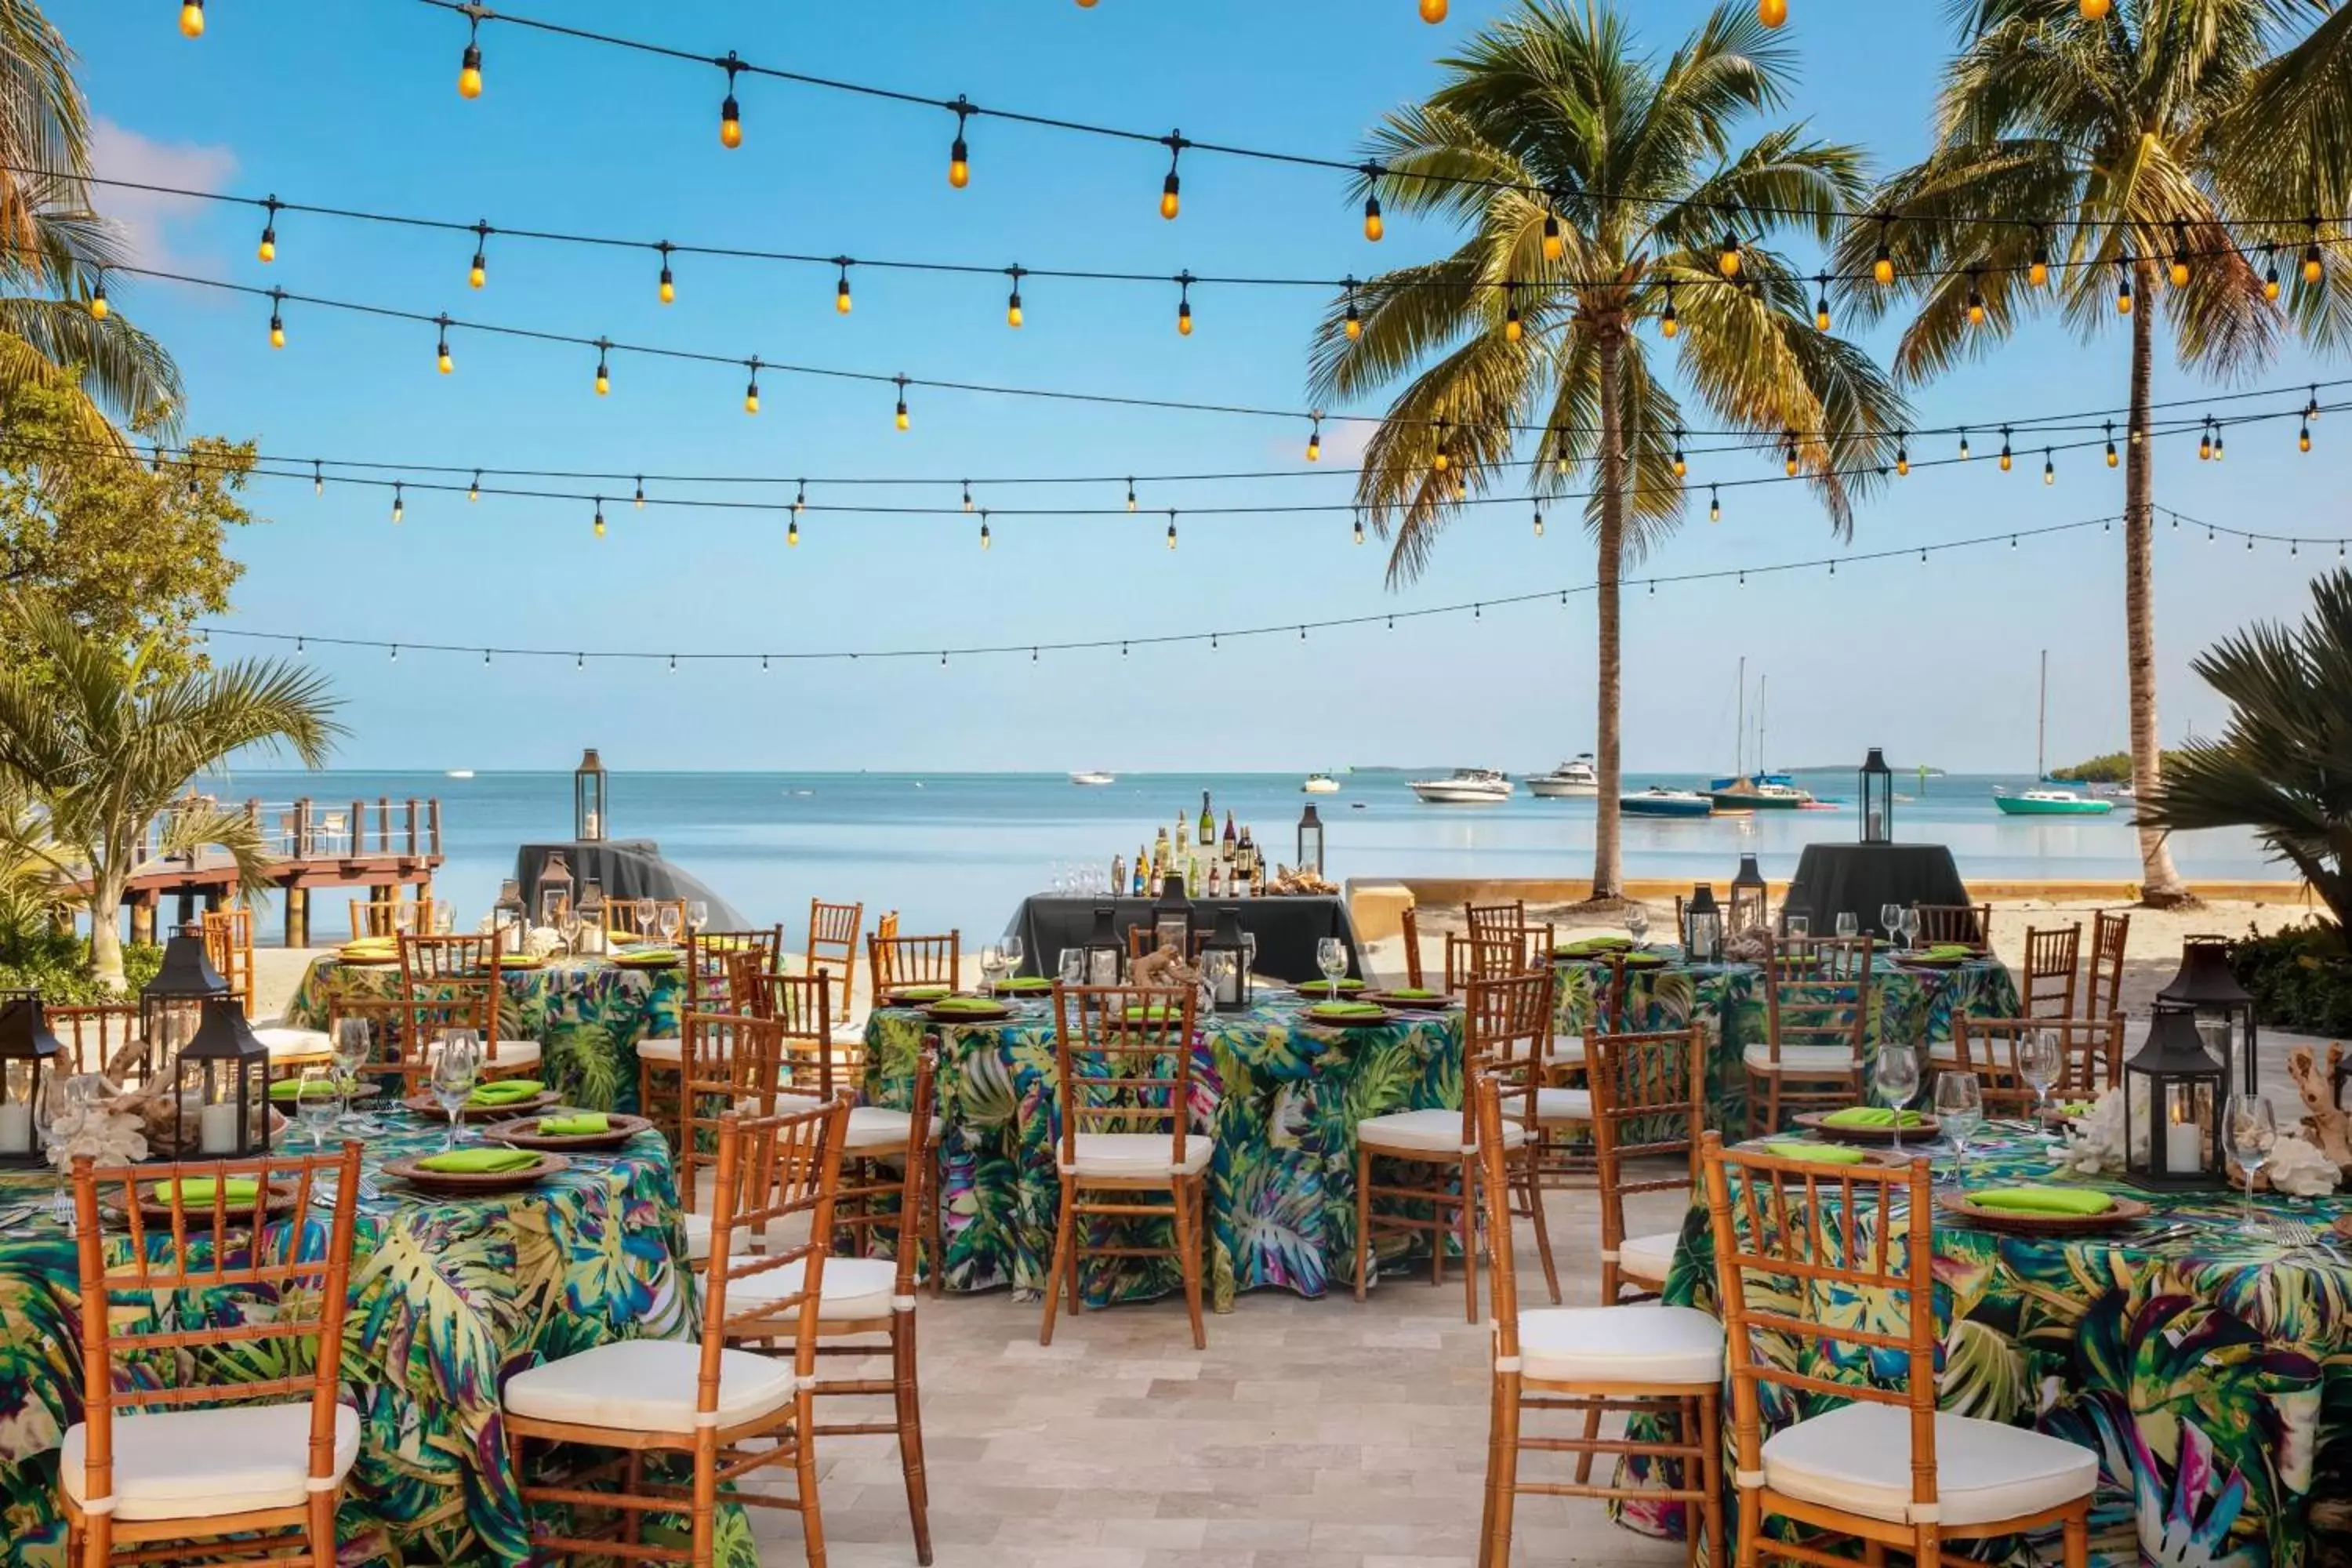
1175, 811, 1191, 862
1238, 826, 1255, 879
1206, 860, 1221, 898
1222, 810, 1238, 861
1153, 825, 1171, 881
1134, 846, 1150, 896
1110, 853, 1124, 896
1198, 790, 1214, 844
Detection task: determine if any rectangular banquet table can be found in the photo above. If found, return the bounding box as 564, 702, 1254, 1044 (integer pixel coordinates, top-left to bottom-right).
284, 952, 686, 1113
1548, 947, 2020, 1134
0, 1119, 750, 1568
1621, 1131, 2352, 1567
861, 989, 1460, 1309
1007, 895, 1363, 985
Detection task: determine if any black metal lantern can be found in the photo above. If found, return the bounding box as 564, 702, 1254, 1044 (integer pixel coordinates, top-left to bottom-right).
172, 995, 272, 1158
1296, 804, 1326, 877
1860, 747, 1894, 844
1728, 854, 1769, 936
575, 747, 608, 841
0, 993, 59, 1167
534, 851, 575, 928
2156, 935, 2260, 1094
2122, 1004, 2226, 1189
1201, 906, 1253, 1012
142, 923, 231, 1079
1150, 874, 1197, 958
1682, 884, 1723, 964
1082, 904, 1125, 986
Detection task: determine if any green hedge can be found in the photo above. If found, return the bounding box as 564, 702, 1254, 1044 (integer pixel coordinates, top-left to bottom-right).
0, 922, 162, 1003
2227, 921, 2352, 1036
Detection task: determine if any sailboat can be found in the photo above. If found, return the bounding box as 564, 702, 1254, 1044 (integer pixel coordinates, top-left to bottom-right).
1994, 650, 2114, 816
1708, 662, 1813, 811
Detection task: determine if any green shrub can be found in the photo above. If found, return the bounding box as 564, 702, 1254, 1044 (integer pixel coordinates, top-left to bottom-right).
0, 920, 160, 1002
2227, 921, 2352, 1036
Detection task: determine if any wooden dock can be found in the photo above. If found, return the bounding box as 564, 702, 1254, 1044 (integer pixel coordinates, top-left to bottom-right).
111, 797, 444, 946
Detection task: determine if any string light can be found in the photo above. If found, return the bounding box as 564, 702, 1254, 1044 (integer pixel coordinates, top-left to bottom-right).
1305, 415, 1322, 463
830, 260, 853, 316
894, 373, 910, 430
256, 198, 278, 263
266, 289, 285, 347
1718, 229, 1742, 279
312, 460, 323, 497
719, 52, 744, 149
1672, 429, 1687, 477
391, 482, 405, 524
1126, 477, 1137, 512
2305, 220, 2325, 284
391, 644, 400, 662
793, 479, 806, 517
434, 314, 452, 374
2199, 419, 2213, 461
1532, 507, 1544, 538
1998, 426, 2013, 470
2028, 227, 2049, 288
1432, 418, 1450, 473
2263, 245, 2281, 301
1894, 432, 1909, 477
179, 0, 204, 38
1759, 0, 1787, 24
1660, 283, 1678, 339
1166, 510, 1178, 550
1160, 132, 1185, 220
2115, 260, 2133, 316
1872, 222, 1895, 286
593, 338, 611, 396
2169, 220, 2192, 288
593, 497, 605, 538
1504, 283, 1522, 343
978, 509, 991, 550
2043, 448, 2055, 484
1813, 273, 1831, 332
2302, 419, 2313, 452
948, 96, 972, 189
961, 480, 973, 512
2081, 0, 2110, 15
633, 475, 644, 509
744, 357, 761, 414
1352, 507, 1363, 546
1343, 278, 1363, 340
1709, 485, 1721, 523
1966, 270, 1986, 325
1175, 271, 1194, 336
468, 223, 488, 289
1420, 0, 1446, 20
1007, 264, 1025, 328
470, 470, 481, 502
458, 13, 483, 98
2105, 423, 2118, 467
1783, 431, 1799, 477
88, 273, 106, 320
655, 244, 680, 305
1958, 427, 1972, 460
787, 515, 799, 547
1542, 209, 1562, 262
2216, 427, 2226, 461
1363, 169, 1385, 242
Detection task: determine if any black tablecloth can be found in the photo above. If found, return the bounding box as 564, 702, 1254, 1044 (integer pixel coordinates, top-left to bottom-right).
1008, 895, 1362, 984
514, 840, 750, 930
1780, 844, 1972, 938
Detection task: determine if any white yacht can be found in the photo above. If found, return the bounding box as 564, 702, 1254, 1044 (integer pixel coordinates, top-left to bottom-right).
1527, 756, 1599, 797
1301, 772, 1341, 794
1410, 768, 1514, 804
1069, 771, 1116, 786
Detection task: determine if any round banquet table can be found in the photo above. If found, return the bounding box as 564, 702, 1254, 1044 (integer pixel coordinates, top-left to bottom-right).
859, 989, 1465, 1310
284, 953, 687, 1113
0, 1116, 746, 1568
1620, 1131, 2352, 1566
1548, 947, 2020, 1133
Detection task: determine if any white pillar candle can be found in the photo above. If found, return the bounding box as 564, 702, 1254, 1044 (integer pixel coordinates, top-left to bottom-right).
2165, 1102, 2202, 1174
199, 1101, 238, 1155
0, 1102, 28, 1153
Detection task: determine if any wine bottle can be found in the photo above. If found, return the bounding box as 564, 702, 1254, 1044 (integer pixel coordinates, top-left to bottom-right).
1153, 825, 1171, 880
1222, 809, 1238, 860
1198, 790, 1214, 843
1175, 811, 1191, 860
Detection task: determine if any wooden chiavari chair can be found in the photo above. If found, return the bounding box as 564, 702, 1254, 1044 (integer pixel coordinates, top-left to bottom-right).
2021, 924, 2082, 1018
503, 1101, 848, 1568
804, 899, 864, 1024
324, 991, 498, 1095
2085, 909, 2130, 1018
1475, 1077, 1722, 1568
397, 933, 542, 1076
602, 897, 690, 941
62, 1142, 365, 1568
1588, 1025, 1707, 1308
676, 1011, 797, 1261
347, 891, 434, 944
1041, 982, 1211, 1348
1911, 902, 1994, 948
200, 906, 256, 1015
1743, 934, 1872, 1137
870, 931, 960, 999
1355, 971, 1560, 1323
49, 1001, 146, 1082
1465, 899, 1530, 940
1398, 905, 1428, 989
637, 929, 788, 1129
1701, 1134, 2095, 1568
1943, 1016, 2125, 1114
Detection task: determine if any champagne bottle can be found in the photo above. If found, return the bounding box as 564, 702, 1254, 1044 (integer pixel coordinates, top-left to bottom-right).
1153, 825, 1171, 880
1175, 811, 1191, 860
1199, 790, 1215, 843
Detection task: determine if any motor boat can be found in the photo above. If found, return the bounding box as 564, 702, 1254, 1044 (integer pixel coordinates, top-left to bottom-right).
1301, 772, 1341, 794
1705, 775, 1816, 811
1620, 786, 1713, 818
1993, 787, 2115, 816
1069, 771, 1117, 786
1527, 756, 1599, 797
1410, 768, 1514, 804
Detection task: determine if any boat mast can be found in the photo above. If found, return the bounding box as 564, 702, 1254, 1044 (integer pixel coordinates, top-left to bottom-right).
1758, 674, 1768, 779
1733, 655, 1746, 781
2036, 648, 2047, 781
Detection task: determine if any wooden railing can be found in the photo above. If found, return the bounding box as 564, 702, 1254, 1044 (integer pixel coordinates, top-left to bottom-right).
147, 797, 442, 866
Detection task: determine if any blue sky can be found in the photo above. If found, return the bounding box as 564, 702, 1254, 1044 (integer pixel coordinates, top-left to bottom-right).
60, 0, 2331, 775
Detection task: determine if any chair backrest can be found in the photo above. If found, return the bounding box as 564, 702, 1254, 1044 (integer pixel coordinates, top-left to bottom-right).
871, 931, 959, 996
1701, 1135, 1940, 1507
201, 907, 256, 1017
1911, 902, 1992, 947
1050, 983, 1197, 1171
50, 1002, 147, 1082
689, 927, 785, 1011
601, 898, 688, 940
700, 1101, 848, 1403
1760, 934, 1872, 1066
1398, 906, 1427, 989
1466, 927, 1552, 982
1587, 1025, 1708, 1272
70, 1143, 362, 1515
681, 1011, 792, 1201
400, 932, 495, 985
1464, 900, 1529, 941
2086, 909, 2130, 1018
325, 992, 487, 1091
1470, 1073, 1530, 1355
865, 911, 902, 993
396, 933, 514, 1063
742, 974, 835, 1094
349, 891, 434, 943
2021, 924, 2082, 1018
1466, 971, 1556, 1141
806, 900, 864, 1019
1949, 1015, 2125, 1108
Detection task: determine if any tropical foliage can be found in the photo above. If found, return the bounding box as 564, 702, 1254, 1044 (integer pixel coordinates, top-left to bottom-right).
2224, 919, 2352, 1033
1308, 2, 1905, 899
0, 600, 339, 986
2141, 567, 2352, 930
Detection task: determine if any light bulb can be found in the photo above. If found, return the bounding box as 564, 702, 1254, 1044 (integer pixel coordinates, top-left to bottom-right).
257, 227, 275, 264
1420, 0, 1447, 20
1363, 193, 1384, 242
2116, 274, 2133, 315
2198, 426, 2212, 461
633, 479, 644, 509
2264, 250, 2281, 301
2043, 451, 2055, 485
437, 339, 452, 375
1353, 514, 1365, 544
1895, 443, 1909, 477
787, 519, 799, 547
837, 270, 852, 314
2106, 430, 2118, 468
268, 312, 284, 348
1966, 274, 1986, 325
1718, 232, 1741, 278
459, 42, 483, 99
313, 462, 323, 497
1709, 488, 1721, 524
1177, 298, 1192, 336
1783, 435, 1798, 477
895, 377, 910, 430
2080, 0, 2110, 16
1542, 212, 1563, 261
720, 96, 742, 149
1305, 420, 1322, 463
89, 281, 107, 320
2169, 222, 2190, 288
1345, 294, 1362, 339
1007, 292, 1024, 328
744, 381, 760, 416
2304, 238, 2325, 285
1814, 284, 1831, 332
1998, 437, 2013, 472
180, 0, 204, 37
1532, 510, 1544, 537
593, 504, 605, 539
1660, 292, 1679, 339
1672, 445, 1686, 477
1160, 169, 1181, 221
1758, 0, 1788, 25
1126, 480, 1137, 512
961, 483, 973, 512
391, 485, 405, 524
1873, 229, 1895, 285
594, 359, 610, 396
2028, 231, 2049, 287
470, 253, 486, 290
949, 103, 972, 189
659, 267, 675, 304
1166, 516, 1178, 550
2302, 422, 2313, 452
1504, 296, 1523, 342
470, 472, 481, 503
979, 520, 991, 550
1959, 430, 1972, 459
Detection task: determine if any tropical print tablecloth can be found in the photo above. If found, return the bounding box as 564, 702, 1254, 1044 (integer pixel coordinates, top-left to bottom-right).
862, 993, 1465, 1310
1550, 950, 2020, 1133
1624, 1132, 2352, 1567
0, 1116, 750, 1568
285, 954, 685, 1113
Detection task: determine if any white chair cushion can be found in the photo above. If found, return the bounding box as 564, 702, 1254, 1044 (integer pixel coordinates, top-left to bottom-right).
60, 1401, 359, 1522
252, 1026, 332, 1059
1066, 1131, 1214, 1178
1356, 1108, 1524, 1156
483, 1039, 543, 1071
1742, 1043, 1860, 1075
843, 1105, 943, 1154
1515, 1305, 1724, 1385
503, 1338, 800, 1436
730, 1254, 901, 1321
1614, 1229, 1682, 1283
1544, 1036, 1587, 1067
1534, 1086, 1592, 1123
680, 1210, 749, 1262
1762, 1399, 2098, 1528
637, 1036, 683, 1065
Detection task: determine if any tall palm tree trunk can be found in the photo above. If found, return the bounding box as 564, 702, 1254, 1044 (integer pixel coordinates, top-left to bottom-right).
2124, 260, 2190, 907
1591, 321, 1627, 901
87, 873, 125, 988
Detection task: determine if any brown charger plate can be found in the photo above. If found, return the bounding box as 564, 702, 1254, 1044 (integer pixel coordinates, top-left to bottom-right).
607, 952, 683, 970
1791, 1110, 1942, 1145
925, 1000, 1014, 1025
1751, 1141, 1919, 1171
402, 1089, 564, 1123
1936, 1187, 2149, 1235
484, 1110, 655, 1152
135, 1178, 305, 1227
1360, 989, 1457, 1011
885, 989, 956, 1008
335, 954, 400, 967
1302, 1005, 1399, 1029
383, 1149, 569, 1196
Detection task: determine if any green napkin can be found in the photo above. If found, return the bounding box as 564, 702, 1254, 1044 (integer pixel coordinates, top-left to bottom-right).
1556, 936, 1633, 956
466, 1080, 544, 1106
1121, 1004, 1180, 1022
1822, 1106, 1926, 1129
995, 977, 1053, 993
1388, 987, 1442, 999
538, 1112, 610, 1136
893, 985, 951, 1001
496, 954, 539, 967
416, 1148, 542, 1174
1966, 1185, 2115, 1216
1311, 1001, 1385, 1019
1296, 979, 1364, 995
616, 948, 680, 964
1765, 1142, 1867, 1166
162, 1178, 262, 1204
931, 997, 1004, 1015
269, 1079, 339, 1102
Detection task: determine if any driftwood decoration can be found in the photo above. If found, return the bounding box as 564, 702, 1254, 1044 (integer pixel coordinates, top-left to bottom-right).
1128, 944, 1202, 993
2285, 1043, 2352, 1168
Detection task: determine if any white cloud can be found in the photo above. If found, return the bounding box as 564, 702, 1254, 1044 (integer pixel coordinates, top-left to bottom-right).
1265, 415, 1374, 468
88, 117, 237, 274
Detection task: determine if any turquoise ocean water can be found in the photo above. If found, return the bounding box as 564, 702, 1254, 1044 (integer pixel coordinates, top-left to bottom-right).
203, 769, 2280, 945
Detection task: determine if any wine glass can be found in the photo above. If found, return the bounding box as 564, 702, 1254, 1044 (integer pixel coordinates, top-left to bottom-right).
1933, 1070, 1984, 1188
656, 902, 684, 946
1880, 902, 1904, 948
1899, 907, 1922, 953
32, 1070, 71, 1230
432, 903, 455, 936
688, 901, 710, 936
1058, 947, 1086, 986
1002, 935, 1025, 981
1835, 913, 1859, 939
296, 1066, 339, 1151
331, 1018, 373, 1133
978, 943, 1005, 998
633, 899, 657, 941
2223, 1092, 2276, 1236
429, 1031, 481, 1152
2018, 1031, 2063, 1141
1316, 937, 1348, 998
1624, 906, 1650, 948
1873, 1042, 1921, 1155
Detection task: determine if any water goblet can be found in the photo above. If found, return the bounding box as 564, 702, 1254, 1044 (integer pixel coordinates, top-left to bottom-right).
1624, 907, 1650, 947
331, 1018, 373, 1132
433, 903, 455, 935
32, 1071, 72, 1230
633, 898, 658, 940
2018, 1030, 2063, 1141
1880, 902, 1904, 947
1900, 907, 1922, 953
2223, 1092, 2277, 1236
1835, 913, 1859, 939
1002, 935, 1025, 981
1933, 1070, 1984, 1188
295, 1066, 339, 1152
978, 943, 1006, 998
1316, 937, 1348, 997
655, 903, 682, 946
688, 901, 710, 936
430, 1031, 482, 1152
1873, 1044, 1921, 1155
1058, 947, 1086, 986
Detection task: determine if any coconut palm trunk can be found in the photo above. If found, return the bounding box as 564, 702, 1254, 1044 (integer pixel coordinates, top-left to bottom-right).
1592, 322, 1628, 899
2123, 260, 2187, 903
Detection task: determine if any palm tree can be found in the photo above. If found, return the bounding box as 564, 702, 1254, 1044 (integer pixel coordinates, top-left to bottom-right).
0, 0, 180, 437
1310, 1, 1905, 900
2140, 567, 2352, 931
1830, 0, 2309, 909
0, 600, 342, 987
